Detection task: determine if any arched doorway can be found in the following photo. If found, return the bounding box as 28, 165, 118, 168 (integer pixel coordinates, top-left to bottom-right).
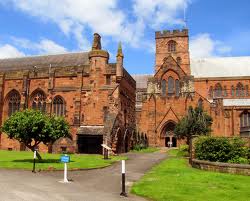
162, 121, 177, 147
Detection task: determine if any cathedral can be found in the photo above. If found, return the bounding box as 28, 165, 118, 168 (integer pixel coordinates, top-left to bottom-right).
0, 29, 250, 153
0, 33, 136, 154
134, 29, 250, 147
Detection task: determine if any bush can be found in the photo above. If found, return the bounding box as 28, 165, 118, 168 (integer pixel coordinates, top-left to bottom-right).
178, 145, 189, 157
194, 136, 249, 164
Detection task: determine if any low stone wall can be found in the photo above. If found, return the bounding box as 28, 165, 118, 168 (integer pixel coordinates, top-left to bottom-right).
191, 159, 250, 176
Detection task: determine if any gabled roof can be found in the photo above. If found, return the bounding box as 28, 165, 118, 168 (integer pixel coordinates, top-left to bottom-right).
191, 56, 250, 78
132, 74, 153, 89
0, 52, 89, 71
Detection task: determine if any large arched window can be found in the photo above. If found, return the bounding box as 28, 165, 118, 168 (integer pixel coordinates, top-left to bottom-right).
53, 96, 66, 116
236, 83, 244, 97
161, 79, 166, 96
214, 83, 222, 97
168, 40, 177, 52
31, 90, 46, 112
168, 76, 174, 95
7, 90, 21, 117
240, 111, 250, 128
175, 79, 180, 97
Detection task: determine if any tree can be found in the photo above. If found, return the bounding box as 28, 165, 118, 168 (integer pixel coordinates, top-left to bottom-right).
1, 109, 70, 159
174, 106, 213, 146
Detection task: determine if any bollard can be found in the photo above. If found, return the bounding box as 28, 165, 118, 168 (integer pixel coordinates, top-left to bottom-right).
120, 160, 127, 197
32, 150, 36, 173
64, 161, 69, 183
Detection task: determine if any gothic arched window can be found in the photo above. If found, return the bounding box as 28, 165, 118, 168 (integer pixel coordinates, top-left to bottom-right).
8, 90, 21, 117
168, 40, 177, 52
240, 111, 250, 128
175, 79, 180, 97
231, 86, 235, 97
214, 83, 222, 97
53, 96, 66, 116
162, 79, 166, 96
168, 76, 174, 95
236, 83, 244, 97
223, 86, 228, 97
208, 86, 213, 98
31, 90, 46, 113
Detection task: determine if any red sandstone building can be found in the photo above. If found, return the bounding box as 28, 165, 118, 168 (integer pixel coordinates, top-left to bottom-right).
0, 33, 136, 154
134, 29, 250, 147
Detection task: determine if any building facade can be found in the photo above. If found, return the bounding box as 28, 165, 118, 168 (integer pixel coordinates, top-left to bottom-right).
0, 33, 136, 154
134, 29, 250, 147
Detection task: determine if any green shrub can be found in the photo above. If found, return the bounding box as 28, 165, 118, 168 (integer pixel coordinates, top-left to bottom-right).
195, 136, 249, 164
179, 144, 189, 152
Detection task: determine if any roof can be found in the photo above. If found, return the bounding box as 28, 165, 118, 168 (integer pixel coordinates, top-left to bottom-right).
223, 99, 250, 107
0, 52, 89, 71
132, 74, 153, 89
191, 56, 250, 78
77, 126, 104, 135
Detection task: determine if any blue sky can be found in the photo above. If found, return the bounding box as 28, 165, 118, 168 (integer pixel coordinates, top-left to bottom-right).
0, 0, 249, 74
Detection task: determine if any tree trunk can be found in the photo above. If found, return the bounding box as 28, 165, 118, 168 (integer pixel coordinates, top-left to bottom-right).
26, 145, 42, 160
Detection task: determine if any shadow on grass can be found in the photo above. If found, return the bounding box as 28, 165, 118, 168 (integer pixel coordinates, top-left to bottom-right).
12, 159, 76, 163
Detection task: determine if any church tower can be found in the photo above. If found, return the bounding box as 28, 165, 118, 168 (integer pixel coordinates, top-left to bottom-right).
155, 29, 190, 75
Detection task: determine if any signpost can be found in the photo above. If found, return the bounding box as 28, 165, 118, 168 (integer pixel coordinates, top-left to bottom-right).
60, 155, 70, 183
120, 160, 127, 197
101, 144, 112, 160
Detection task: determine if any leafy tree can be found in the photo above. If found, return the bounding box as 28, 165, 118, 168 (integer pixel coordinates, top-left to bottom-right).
174, 106, 213, 146
1, 109, 70, 159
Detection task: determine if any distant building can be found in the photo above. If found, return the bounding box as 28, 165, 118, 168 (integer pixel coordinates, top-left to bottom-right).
0, 33, 136, 153
133, 29, 250, 147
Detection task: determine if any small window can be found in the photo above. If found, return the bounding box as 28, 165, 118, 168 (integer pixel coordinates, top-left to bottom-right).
106, 75, 111, 85
168, 40, 177, 52
246, 85, 249, 96
231, 86, 235, 97
236, 83, 244, 97
214, 83, 222, 97
208, 86, 213, 98
162, 79, 166, 96
103, 106, 108, 122
168, 77, 174, 95
198, 98, 203, 108
176, 57, 182, 65
223, 86, 227, 97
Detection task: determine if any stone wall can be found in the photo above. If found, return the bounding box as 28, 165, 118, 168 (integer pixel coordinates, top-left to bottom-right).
192, 159, 250, 176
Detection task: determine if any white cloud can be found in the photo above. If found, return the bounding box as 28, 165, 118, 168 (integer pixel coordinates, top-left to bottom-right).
190, 33, 232, 58
0, 44, 25, 58
12, 37, 67, 54
0, 0, 190, 50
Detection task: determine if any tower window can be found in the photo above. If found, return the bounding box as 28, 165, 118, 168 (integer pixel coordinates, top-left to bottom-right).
168, 76, 174, 95
168, 40, 177, 52
175, 79, 180, 97
162, 79, 166, 97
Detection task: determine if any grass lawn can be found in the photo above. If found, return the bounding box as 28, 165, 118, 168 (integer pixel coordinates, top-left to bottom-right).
0, 150, 126, 171
131, 149, 250, 201
130, 147, 160, 153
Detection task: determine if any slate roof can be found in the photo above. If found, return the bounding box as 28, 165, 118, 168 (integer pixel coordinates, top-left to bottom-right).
132, 74, 153, 89
191, 56, 250, 78
77, 126, 104, 135
0, 52, 89, 71
223, 99, 250, 107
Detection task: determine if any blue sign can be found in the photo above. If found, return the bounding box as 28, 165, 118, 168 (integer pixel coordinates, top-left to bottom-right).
61, 155, 70, 163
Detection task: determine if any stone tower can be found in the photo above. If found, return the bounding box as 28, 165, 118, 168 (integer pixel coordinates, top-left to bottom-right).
155, 29, 190, 75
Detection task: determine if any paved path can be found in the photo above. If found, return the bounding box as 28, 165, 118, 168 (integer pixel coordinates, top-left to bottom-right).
0, 151, 166, 201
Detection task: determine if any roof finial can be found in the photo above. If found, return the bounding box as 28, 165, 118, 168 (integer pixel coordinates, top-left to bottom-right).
117, 42, 123, 57
92, 33, 102, 50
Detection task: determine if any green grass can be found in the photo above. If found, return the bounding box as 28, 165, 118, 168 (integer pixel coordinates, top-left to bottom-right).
130, 147, 160, 153
0, 150, 126, 170
131, 149, 250, 201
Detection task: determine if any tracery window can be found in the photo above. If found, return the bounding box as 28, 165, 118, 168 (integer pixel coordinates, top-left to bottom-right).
8, 90, 21, 117
231, 86, 235, 97
52, 96, 66, 116
162, 79, 166, 96
175, 79, 180, 97
240, 111, 250, 128
31, 91, 46, 113
236, 83, 244, 97
214, 83, 222, 97
168, 40, 177, 52
168, 76, 174, 95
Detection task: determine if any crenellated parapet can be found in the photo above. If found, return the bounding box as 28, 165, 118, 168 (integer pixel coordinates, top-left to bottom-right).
155, 29, 188, 39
